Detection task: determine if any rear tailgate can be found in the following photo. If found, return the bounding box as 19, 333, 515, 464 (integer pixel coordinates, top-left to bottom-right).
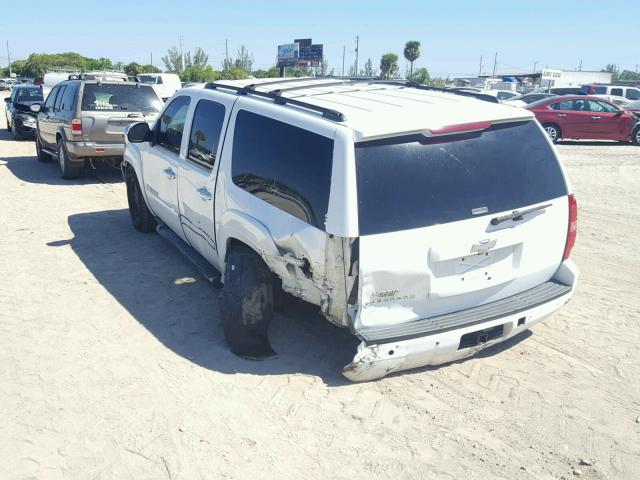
353, 120, 570, 331
80, 83, 162, 142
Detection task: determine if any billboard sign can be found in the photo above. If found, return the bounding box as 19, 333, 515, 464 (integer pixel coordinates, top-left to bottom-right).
299, 44, 323, 66
278, 43, 299, 67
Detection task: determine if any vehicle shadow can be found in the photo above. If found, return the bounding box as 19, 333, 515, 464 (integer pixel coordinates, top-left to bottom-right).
0, 154, 124, 185
557, 140, 630, 146
57, 209, 358, 386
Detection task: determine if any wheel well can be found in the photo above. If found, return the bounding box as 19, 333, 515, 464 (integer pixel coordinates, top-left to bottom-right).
55, 132, 63, 144
226, 238, 260, 260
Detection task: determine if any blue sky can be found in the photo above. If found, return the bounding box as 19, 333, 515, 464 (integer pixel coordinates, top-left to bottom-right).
0, 0, 636, 77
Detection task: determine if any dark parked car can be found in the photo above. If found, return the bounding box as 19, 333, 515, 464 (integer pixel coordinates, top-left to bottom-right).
4, 85, 44, 140
526, 95, 640, 145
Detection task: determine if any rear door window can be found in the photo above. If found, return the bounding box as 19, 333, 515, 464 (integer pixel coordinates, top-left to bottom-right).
550, 100, 573, 111
187, 100, 226, 168
54, 86, 66, 111
231, 110, 334, 230
59, 84, 77, 112
355, 121, 568, 235
610, 88, 623, 97
44, 86, 59, 110
156, 96, 190, 154
81, 84, 162, 113
595, 86, 607, 94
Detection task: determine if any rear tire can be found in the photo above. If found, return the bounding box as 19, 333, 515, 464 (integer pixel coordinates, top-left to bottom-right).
36, 135, 52, 162
58, 139, 82, 179
543, 123, 561, 143
221, 246, 276, 359
125, 166, 156, 233
6, 117, 11, 132
632, 126, 640, 146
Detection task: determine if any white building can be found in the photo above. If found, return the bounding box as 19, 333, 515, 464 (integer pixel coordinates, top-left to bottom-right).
540, 69, 612, 88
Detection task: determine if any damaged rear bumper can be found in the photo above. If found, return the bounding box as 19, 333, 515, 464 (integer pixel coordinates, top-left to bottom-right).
343, 261, 578, 382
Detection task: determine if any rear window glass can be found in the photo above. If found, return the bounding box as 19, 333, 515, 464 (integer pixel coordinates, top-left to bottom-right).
14, 87, 44, 102
81, 84, 162, 113
355, 121, 567, 236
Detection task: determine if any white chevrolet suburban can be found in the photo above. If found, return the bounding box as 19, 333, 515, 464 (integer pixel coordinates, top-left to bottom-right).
122, 78, 579, 382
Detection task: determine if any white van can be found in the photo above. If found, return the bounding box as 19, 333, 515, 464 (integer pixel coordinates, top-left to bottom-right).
585, 85, 640, 101
136, 73, 182, 101
43, 71, 79, 88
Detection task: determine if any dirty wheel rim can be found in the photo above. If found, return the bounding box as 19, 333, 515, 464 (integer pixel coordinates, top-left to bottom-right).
545, 126, 558, 141
636, 129, 640, 144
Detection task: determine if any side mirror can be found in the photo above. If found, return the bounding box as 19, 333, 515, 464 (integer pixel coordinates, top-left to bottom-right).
30, 103, 42, 113
126, 122, 151, 143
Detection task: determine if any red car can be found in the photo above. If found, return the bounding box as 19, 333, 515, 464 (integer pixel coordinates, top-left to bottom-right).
526, 95, 640, 145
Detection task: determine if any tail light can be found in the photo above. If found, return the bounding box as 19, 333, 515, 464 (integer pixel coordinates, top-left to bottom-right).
71, 118, 82, 137
562, 194, 577, 260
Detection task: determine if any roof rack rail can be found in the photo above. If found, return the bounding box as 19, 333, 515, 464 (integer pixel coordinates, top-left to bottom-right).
205, 82, 346, 122
368, 80, 500, 104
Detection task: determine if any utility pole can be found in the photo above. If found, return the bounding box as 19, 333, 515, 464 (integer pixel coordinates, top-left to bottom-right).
533, 61, 538, 73
179, 35, 185, 72
578, 60, 582, 71
150, 52, 153, 69
6, 41, 11, 77
354, 36, 359, 77
342, 45, 345, 77
225, 39, 229, 66
479, 55, 483, 76
492, 52, 498, 77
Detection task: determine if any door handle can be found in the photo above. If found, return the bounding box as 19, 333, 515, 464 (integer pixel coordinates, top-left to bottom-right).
163, 168, 176, 180
197, 187, 212, 201
556, 114, 567, 117
591, 116, 601, 120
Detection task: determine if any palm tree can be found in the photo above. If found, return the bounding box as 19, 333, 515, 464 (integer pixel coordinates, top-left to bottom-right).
380, 53, 399, 79
403, 41, 421, 76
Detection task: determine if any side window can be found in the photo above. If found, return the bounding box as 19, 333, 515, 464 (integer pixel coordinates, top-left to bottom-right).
572, 99, 588, 111
231, 110, 334, 230
188, 100, 226, 168
54, 86, 67, 111
588, 100, 607, 113
44, 86, 59, 110
610, 88, 623, 97
60, 84, 77, 112
156, 77, 164, 85
550, 100, 573, 111
595, 86, 607, 94
156, 96, 190, 153
626, 89, 640, 100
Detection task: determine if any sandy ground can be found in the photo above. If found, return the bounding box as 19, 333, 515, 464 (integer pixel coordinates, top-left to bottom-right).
0, 97, 639, 480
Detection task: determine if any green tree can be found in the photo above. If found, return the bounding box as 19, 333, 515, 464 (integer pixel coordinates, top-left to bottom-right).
380, 53, 399, 79
319, 57, 329, 77
181, 65, 217, 82
252, 67, 281, 78
123, 62, 143, 76
222, 46, 254, 74
602, 64, 620, 82
192, 47, 209, 68
363, 58, 376, 77
407, 67, 430, 84
403, 40, 421, 76
140, 64, 161, 73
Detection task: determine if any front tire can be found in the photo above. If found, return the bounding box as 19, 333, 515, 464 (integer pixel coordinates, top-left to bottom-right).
12, 123, 24, 140
125, 166, 156, 233
221, 246, 276, 359
58, 139, 82, 179
543, 123, 561, 144
36, 135, 52, 162
632, 126, 640, 146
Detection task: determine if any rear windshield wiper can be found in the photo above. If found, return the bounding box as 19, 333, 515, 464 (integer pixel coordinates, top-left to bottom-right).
490, 203, 552, 225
